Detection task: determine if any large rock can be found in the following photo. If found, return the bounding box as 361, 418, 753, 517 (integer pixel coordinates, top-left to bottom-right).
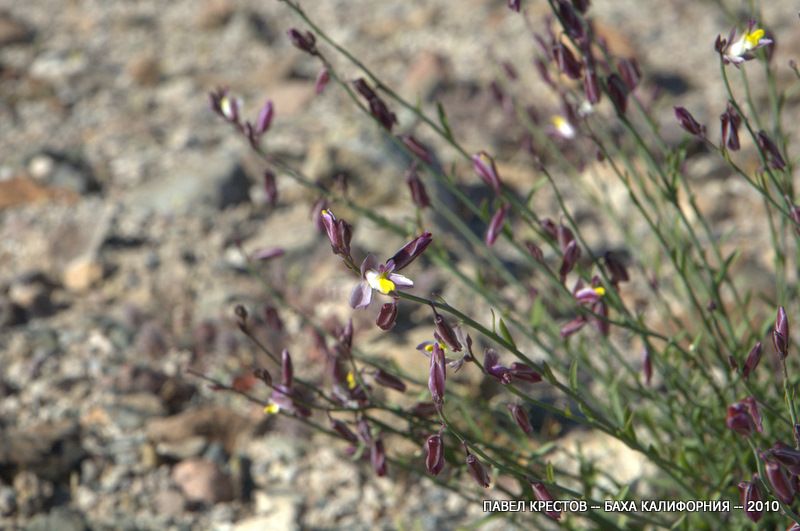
172, 458, 233, 505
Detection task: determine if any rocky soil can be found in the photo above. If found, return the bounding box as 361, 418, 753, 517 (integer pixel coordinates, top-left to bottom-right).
1, 0, 798, 529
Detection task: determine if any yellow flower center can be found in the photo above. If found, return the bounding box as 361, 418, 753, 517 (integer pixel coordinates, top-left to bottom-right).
424, 342, 447, 353
366, 270, 396, 294
263, 402, 280, 415
346, 371, 357, 389
593, 286, 606, 297
744, 29, 765, 48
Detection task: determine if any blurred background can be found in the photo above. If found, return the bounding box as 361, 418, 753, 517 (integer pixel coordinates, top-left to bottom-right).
0, 0, 797, 529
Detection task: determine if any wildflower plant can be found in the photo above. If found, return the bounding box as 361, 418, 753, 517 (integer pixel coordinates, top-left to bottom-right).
196, 0, 800, 527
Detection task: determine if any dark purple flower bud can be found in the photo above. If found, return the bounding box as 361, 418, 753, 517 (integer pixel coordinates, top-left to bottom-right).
466, 452, 490, 488
287, 28, 317, 54
254, 99, 274, 135
743, 342, 762, 379
765, 461, 795, 504
406, 166, 430, 208
525, 240, 544, 261
508, 404, 533, 435
674, 107, 705, 136
774, 306, 790, 359
400, 135, 433, 164
559, 240, 581, 282
617, 58, 641, 91
409, 402, 438, 417
376, 301, 399, 331
373, 368, 406, 392
472, 151, 502, 195
643, 349, 652, 385
433, 310, 462, 352
738, 477, 763, 523
330, 419, 358, 444
281, 348, 293, 388
769, 443, 800, 475
557, 0, 584, 40
368, 97, 398, 131
483, 348, 510, 382
253, 367, 272, 387
371, 438, 387, 477
353, 78, 376, 100
315, 68, 330, 95
560, 316, 587, 338
320, 209, 353, 257
606, 74, 628, 115
485, 203, 509, 246
720, 102, 741, 151
758, 131, 787, 170
508, 0, 521, 12
425, 433, 445, 475
531, 482, 561, 520
604, 251, 629, 284
263, 170, 278, 206
386, 232, 432, 271
743, 396, 763, 433
357, 417, 372, 444
726, 402, 755, 436
571, 0, 590, 13
584, 68, 601, 104
252, 247, 285, 261
554, 43, 582, 80
557, 224, 575, 253
428, 344, 447, 406
508, 362, 542, 383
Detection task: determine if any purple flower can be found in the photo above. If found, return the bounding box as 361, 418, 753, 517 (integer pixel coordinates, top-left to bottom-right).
373, 368, 406, 392
406, 166, 430, 209
428, 343, 447, 406
254, 99, 274, 135
508, 404, 533, 435
554, 42, 582, 79
287, 28, 317, 54
425, 433, 445, 476
472, 151, 502, 195
350, 233, 432, 309
281, 349, 293, 387
353, 78, 397, 131
726, 398, 760, 436
400, 135, 433, 164
371, 438, 387, 477
508, 0, 521, 12
252, 247, 285, 261
757, 131, 787, 170
764, 460, 794, 504
738, 476, 763, 522
486, 203, 509, 246
742, 341, 762, 379
330, 418, 358, 444
774, 306, 790, 358
606, 74, 628, 115
264, 170, 278, 206
320, 209, 353, 258
559, 240, 581, 282
531, 482, 561, 520
466, 451, 490, 488
720, 102, 741, 151
584, 67, 600, 104
617, 58, 641, 91
643, 349, 653, 385
315, 68, 330, 95
375, 301, 399, 331
674, 107, 705, 136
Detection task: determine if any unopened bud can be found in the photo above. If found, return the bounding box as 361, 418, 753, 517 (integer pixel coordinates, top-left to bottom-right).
425, 433, 445, 475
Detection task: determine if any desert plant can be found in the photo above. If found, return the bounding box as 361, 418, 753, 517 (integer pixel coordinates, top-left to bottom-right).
198, 0, 800, 527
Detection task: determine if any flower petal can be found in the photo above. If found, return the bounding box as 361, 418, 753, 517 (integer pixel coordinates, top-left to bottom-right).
388, 272, 414, 289
350, 281, 373, 309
